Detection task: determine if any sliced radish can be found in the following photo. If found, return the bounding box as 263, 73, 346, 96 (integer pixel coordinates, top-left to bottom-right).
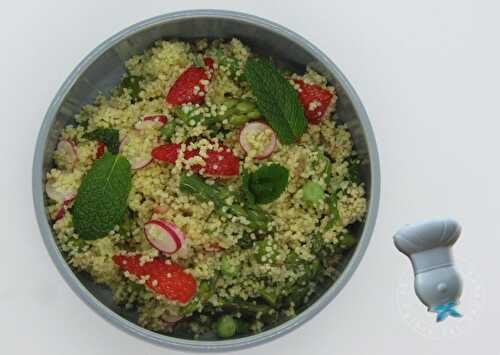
119, 134, 153, 170
205, 243, 223, 252
54, 197, 76, 221
144, 220, 186, 254
134, 114, 168, 130
239, 121, 277, 159
45, 180, 77, 203
129, 155, 153, 170
56, 139, 78, 166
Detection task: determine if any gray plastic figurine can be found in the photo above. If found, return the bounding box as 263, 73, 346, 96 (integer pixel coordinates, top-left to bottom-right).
394, 219, 463, 322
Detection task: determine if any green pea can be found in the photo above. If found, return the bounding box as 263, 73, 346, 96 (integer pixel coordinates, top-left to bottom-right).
216, 315, 237, 338
229, 114, 248, 125
302, 181, 325, 204
221, 255, 240, 276
236, 101, 255, 113
246, 110, 261, 119
223, 98, 239, 109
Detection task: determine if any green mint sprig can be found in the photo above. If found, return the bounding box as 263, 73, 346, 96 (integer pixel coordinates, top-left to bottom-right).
72, 152, 132, 240
243, 164, 289, 204
244, 58, 307, 144
82, 128, 120, 155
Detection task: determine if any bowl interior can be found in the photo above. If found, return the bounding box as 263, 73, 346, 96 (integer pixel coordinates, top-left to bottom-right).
37, 12, 376, 348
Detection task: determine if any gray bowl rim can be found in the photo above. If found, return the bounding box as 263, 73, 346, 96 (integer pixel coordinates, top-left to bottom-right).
32, 9, 380, 352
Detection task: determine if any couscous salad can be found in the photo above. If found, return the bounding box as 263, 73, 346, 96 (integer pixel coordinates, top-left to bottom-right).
45, 39, 367, 339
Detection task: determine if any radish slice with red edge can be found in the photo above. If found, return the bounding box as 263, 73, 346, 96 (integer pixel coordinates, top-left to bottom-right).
144, 220, 186, 254
119, 134, 153, 170
54, 196, 76, 221
56, 139, 77, 165
134, 114, 168, 130
45, 180, 77, 203
239, 121, 277, 159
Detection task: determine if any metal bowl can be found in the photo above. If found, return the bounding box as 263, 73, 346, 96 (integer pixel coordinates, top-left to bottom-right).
32, 10, 380, 352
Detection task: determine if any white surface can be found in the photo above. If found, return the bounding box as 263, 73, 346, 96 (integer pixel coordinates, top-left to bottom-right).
0, 0, 498, 354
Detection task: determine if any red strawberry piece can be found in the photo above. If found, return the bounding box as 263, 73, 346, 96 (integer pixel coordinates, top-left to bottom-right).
96, 142, 106, 159
203, 57, 215, 71
151, 143, 240, 177
166, 67, 209, 107
151, 143, 181, 164
293, 79, 335, 124
113, 255, 197, 303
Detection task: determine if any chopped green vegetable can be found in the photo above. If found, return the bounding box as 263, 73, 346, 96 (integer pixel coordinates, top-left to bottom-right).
325, 192, 340, 230
216, 315, 237, 338
179, 173, 270, 231
260, 289, 279, 307
244, 58, 307, 144
229, 114, 248, 125
82, 128, 120, 154
302, 181, 325, 205
244, 164, 289, 204
120, 74, 143, 102
173, 106, 204, 126
221, 98, 260, 126
72, 152, 132, 240
160, 119, 177, 140
340, 234, 357, 249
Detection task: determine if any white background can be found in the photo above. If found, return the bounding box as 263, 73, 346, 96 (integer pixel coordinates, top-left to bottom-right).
1, 1, 498, 354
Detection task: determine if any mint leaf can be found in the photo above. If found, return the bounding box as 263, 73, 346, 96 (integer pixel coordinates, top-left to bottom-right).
242, 170, 255, 205
246, 164, 289, 204
82, 128, 120, 154
244, 58, 307, 144
72, 152, 132, 240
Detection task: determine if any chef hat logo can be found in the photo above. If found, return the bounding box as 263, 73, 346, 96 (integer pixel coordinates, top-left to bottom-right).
395, 257, 482, 339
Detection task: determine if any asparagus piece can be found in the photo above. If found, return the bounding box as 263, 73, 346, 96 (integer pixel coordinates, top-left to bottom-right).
179, 173, 271, 231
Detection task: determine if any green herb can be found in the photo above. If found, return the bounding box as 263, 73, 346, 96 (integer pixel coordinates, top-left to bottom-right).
325, 192, 340, 230
244, 164, 289, 204
72, 152, 132, 240
179, 173, 270, 231
120, 73, 143, 102
244, 58, 307, 144
193, 55, 205, 67
347, 156, 362, 184
82, 128, 120, 154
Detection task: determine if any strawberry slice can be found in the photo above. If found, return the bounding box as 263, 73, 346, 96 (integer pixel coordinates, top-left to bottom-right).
203, 57, 215, 71
165, 57, 214, 107
113, 255, 196, 303
151, 143, 240, 177
293, 80, 335, 124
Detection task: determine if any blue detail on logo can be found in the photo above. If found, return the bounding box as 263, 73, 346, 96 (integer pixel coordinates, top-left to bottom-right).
431, 302, 463, 322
